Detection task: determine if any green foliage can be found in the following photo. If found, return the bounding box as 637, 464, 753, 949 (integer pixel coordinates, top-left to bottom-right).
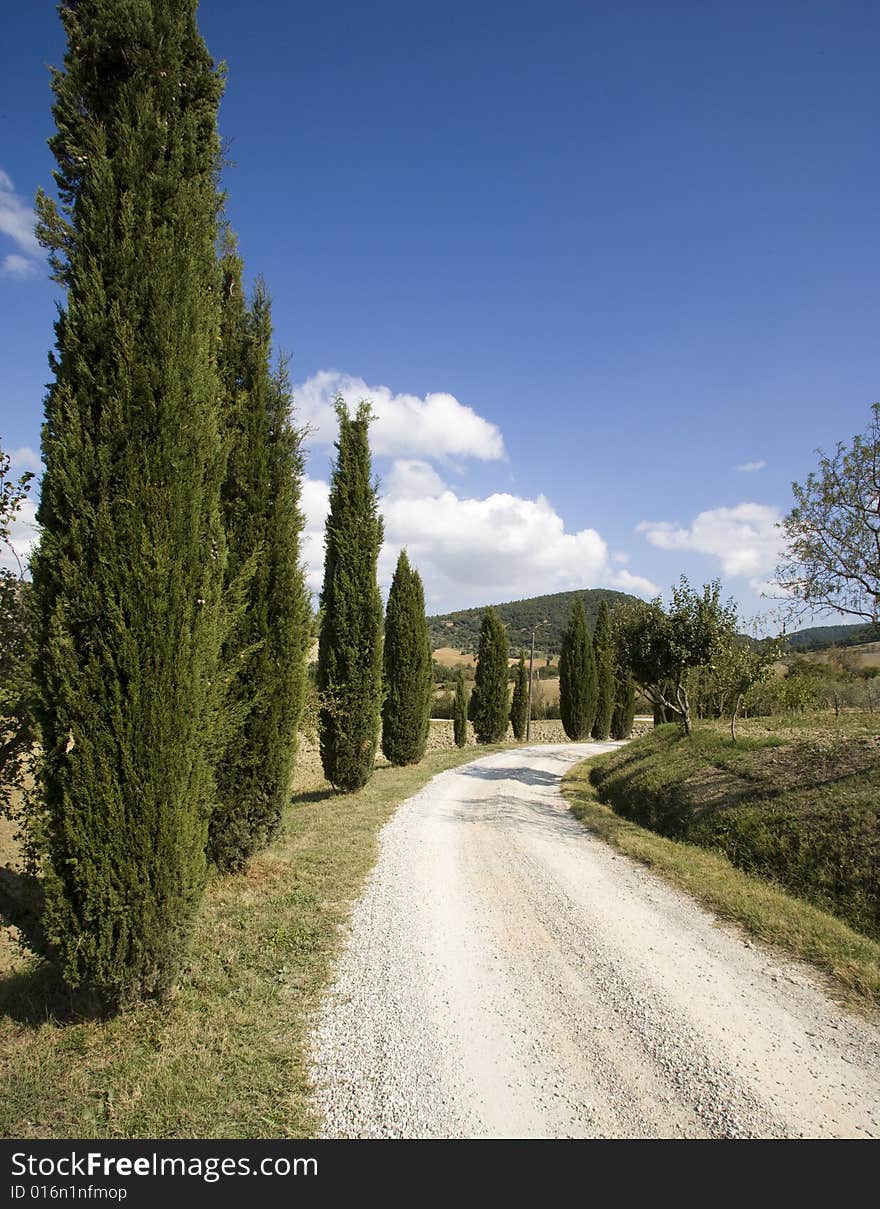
559, 599, 597, 740
316, 397, 384, 791
590, 722, 880, 942
427, 588, 636, 655
453, 670, 468, 747
509, 650, 528, 740
0, 445, 36, 835
776, 402, 880, 623
610, 674, 637, 740
209, 240, 310, 872
615, 578, 738, 735
30, 0, 227, 1007
591, 600, 615, 740
469, 608, 510, 743
382, 551, 432, 765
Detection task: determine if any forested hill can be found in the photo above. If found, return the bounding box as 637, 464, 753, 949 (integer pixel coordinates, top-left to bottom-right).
427, 588, 639, 655
786, 621, 880, 651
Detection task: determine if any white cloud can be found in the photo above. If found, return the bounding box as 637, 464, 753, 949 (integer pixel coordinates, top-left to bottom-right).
636, 502, 785, 585
0, 169, 42, 278
295, 370, 505, 462
303, 456, 658, 611
735, 460, 767, 473
0, 497, 39, 575
2, 253, 36, 278
300, 474, 331, 594
11, 446, 41, 473
384, 459, 446, 499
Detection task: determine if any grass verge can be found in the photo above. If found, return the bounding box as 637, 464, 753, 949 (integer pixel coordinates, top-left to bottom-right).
561, 755, 880, 1011
0, 744, 501, 1139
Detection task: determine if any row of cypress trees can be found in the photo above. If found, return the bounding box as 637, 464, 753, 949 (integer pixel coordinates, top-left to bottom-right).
28, 0, 310, 1008
559, 599, 636, 741
448, 599, 638, 749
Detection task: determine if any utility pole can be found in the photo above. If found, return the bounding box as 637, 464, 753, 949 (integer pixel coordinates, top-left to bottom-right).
522, 619, 543, 739
526, 626, 536, 741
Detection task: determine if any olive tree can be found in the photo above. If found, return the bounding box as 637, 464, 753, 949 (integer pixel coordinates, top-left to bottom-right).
775, 402, 880, 623
616, 578, 738, 736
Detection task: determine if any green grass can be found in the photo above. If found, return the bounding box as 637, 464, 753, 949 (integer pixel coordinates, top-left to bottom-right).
0, 744, 502, 1139
585, 716, 880, 941
562, 757, 880, 1010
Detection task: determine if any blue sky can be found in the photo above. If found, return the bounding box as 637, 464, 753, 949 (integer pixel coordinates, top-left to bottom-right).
2, 0, 878, 624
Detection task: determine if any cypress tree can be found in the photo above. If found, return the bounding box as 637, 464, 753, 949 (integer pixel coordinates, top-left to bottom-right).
209, 236, 310, 870
453, 669, 468, 748
31, 0, 226, 1005
316, 397, 384, 791
510, 649, 528, 740
469, 607, 510, 743
559, 599, 598, 740
611, 674, 637, 740
382, 550, 432, 765
591, 600, 615, 740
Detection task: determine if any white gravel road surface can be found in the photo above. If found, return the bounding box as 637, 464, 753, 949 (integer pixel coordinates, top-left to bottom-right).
308, 743, 880, 1138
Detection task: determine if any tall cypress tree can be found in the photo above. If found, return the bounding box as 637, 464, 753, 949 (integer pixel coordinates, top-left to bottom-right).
611, 674, 637, 740
591, 600, 615, 740
31, 0, 226, 1005
510, 649, 528, 741
210, 237, 310, 871
316, 397, 384, 791
382, 550, 432, 766
453, 669, 468, 748
559, 599, 598, 740
469, 607, 510, 743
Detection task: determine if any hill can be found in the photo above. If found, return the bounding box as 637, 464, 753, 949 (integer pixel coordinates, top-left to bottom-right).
427, 588, 639, 655
786, 622, 880, 652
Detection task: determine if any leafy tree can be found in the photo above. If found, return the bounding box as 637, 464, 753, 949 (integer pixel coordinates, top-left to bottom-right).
453, 669, 468, 747
382, 551, 432, 765
775, 402, 880, 622
559, 599, 597, 740
316, 397, 384, 791
591, 600, 615, 740
31, 0, 227, 1006
209, 238, 310, 870
615, 578, 737, 736
510, 649, 528, 740
469, 608, 510, 742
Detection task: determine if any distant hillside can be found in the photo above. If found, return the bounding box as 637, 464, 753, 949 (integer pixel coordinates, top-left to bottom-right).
786, 622, 880, 652
427, 588, 639, 655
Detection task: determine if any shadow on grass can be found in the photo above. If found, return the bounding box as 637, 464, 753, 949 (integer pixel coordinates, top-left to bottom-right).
0, 956, 105, 1027
291, 786, 336, 806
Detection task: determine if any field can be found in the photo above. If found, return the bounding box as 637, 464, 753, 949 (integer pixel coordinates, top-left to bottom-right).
432, 645, 552, 671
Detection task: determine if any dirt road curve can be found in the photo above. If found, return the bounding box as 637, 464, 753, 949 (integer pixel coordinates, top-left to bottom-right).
309, 744, 880, 1138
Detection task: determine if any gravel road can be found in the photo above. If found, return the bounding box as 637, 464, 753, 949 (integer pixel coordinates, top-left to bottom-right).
308, 743, 880, 1138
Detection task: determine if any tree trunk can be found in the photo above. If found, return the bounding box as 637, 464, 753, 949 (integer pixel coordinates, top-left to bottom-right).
730, 692, 743, 743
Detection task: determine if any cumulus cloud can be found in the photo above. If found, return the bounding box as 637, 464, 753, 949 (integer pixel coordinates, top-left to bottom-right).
0, 169, 42, 278
295, 371, 505, 462
301, 457, 658, 610
636, 502, 785, 588
735, 460, 767, 473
